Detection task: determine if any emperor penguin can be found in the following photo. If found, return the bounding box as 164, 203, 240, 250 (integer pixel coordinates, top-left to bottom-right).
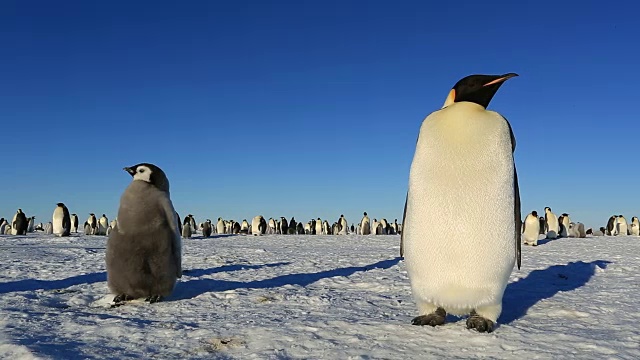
279, 217, 288, 235
268, 218, 277, 235
360, 212, 371, 235
544, 207, 559, 239
11, 209, 28, 235
322, 220, 331, 235
296, 222, 305, 234
380, 219, 389, 234
202, 219, 212, 237
606, 215, 617, 235
188, 215, 197, 235
401, 73, 520, 332
86, 214, 98, 235
70, 214, 79, 233
176, 212, 183, 235
522, 211, 540, 246
27, 216, 35, 233
216, 218, 225, 234
44, 222, 53, 235
538, 216, 545, 234
314, 218, 323, 235
98, 214, 109, 235
0, 218, 6, 234
288, 217, 297, 234
252, 215, 265, 236
182, 222, 192, 238
110, 219, 118, 230
629, 216, 639, 236
615, 215, 628, 236
240, 219, 250, 234
558, 213, 570, 238
338, 215, 348, 235
106, 163, 181, 305
372, 219, 379, 235
52, 203, 71, 237
568, 222, 586, 238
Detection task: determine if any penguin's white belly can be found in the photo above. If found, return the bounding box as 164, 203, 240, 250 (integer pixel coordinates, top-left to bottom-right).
404, 105, 515, 312
52, 211, 64, 235
522, 216, 540, 243
630, 223, 639, 236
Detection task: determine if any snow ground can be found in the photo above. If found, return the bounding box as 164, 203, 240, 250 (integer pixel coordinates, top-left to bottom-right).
0, 233, 638, 359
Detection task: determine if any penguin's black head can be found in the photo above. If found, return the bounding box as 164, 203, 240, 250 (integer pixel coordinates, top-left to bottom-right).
57, 203, 65, 207
124, 163, 170, 192
443, 73, 518, 109
532, 211, 538, 217
363, 212, 367, 216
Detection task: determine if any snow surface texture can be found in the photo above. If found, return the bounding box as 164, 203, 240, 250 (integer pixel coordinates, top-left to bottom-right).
0, 233, 638, 359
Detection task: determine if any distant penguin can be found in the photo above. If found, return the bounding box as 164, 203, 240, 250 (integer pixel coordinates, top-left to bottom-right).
350, 223, 355, 233
11, 209, 28, 235
598, 226, 607, 236
314, 218, 322, 235
360, 212, 371, 235
182, 223, 192, 238
586, 228, 593, 235
380, 219, 389, 234
240, 219, 250, 234
27, 217, 35, 233
84, 221, 91, 235
71, 214, 79, 233
202, 219, 212, 237
322, 220, 330, 235
268, 218, 277, 235
630, 217, 639, 236
98, 214, 109, 235
615, 215, 628, 236
544, 207, 559, 239
402, 73, 520, 332
288, 217, 297, 234
44, 222, 53, 235
338, 215, 348, 235
391, 219, 399, 235
279, 217, 288, 235
538, 216, 545, 234
252, 215, 265, 236
0, 218, 7, 234
188, 215, 196, 235
232, 221, 240, 234
86, 214, 98, 235
215, 218, 225, 234
110, 219, 118, 230
606, 215, 617, 236
568, 222, 586, 238
52, 203, 71, 237
372, 219, 379, 235
522, 211, 540, 246
296, 222, 305, 234
558, 213, 570, 238
106, 163, 181, 304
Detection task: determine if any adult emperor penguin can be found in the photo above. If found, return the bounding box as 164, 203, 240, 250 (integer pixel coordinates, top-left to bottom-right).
629, 216, 639, 236
98, 214, 109, 235
544, 207, 559, 239
606, 215, 617, 236
522, 211, 540, 246
538, 216, 545, 234
615, 215, 628, 236
106, 163, 181, 305
202, 219, 212, 237
360, 212, 371, 235
279, 217, 288, 235
338, 215, 348, 235
251, 215, 265, 236
240, 219, 250, 234
558, 213, 570, 238
401, 73, 520, 333
86, 214, 98, 235
52, 203, 71, 237
70, 214, 79, 233
11, 209, 28, 235
27, 216, 35, 233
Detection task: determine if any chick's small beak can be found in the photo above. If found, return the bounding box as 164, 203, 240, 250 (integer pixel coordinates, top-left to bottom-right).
123, 167, 135, 176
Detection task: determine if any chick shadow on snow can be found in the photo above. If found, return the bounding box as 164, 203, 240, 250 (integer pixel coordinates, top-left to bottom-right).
500, 260, 611, 325
0, 272, 107, 294
170, 257, 402, 301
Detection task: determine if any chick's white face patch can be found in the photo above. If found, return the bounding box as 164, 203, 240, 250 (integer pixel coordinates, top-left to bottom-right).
133, 165, 152, 183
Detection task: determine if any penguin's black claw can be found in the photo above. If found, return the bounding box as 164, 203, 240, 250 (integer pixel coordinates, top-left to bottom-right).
145, 295, 162, 304
411, 307, 446, 326
111, 294, 134, 307
466, 311, 494, 333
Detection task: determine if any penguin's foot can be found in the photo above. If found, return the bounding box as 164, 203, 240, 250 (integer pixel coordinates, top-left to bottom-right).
466, 310, 494, 333
411, 307, 446, 326
111, 294, 134, 307
145, 295, 162, 304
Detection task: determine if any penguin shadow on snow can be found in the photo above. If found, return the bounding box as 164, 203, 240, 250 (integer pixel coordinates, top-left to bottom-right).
0, 272, 107, 294
181, 262, 291, 277
499, 260, 611, 325
170, 257, 402, 301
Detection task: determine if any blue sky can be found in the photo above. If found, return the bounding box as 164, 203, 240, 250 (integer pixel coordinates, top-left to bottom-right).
1, 1, 638, 229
